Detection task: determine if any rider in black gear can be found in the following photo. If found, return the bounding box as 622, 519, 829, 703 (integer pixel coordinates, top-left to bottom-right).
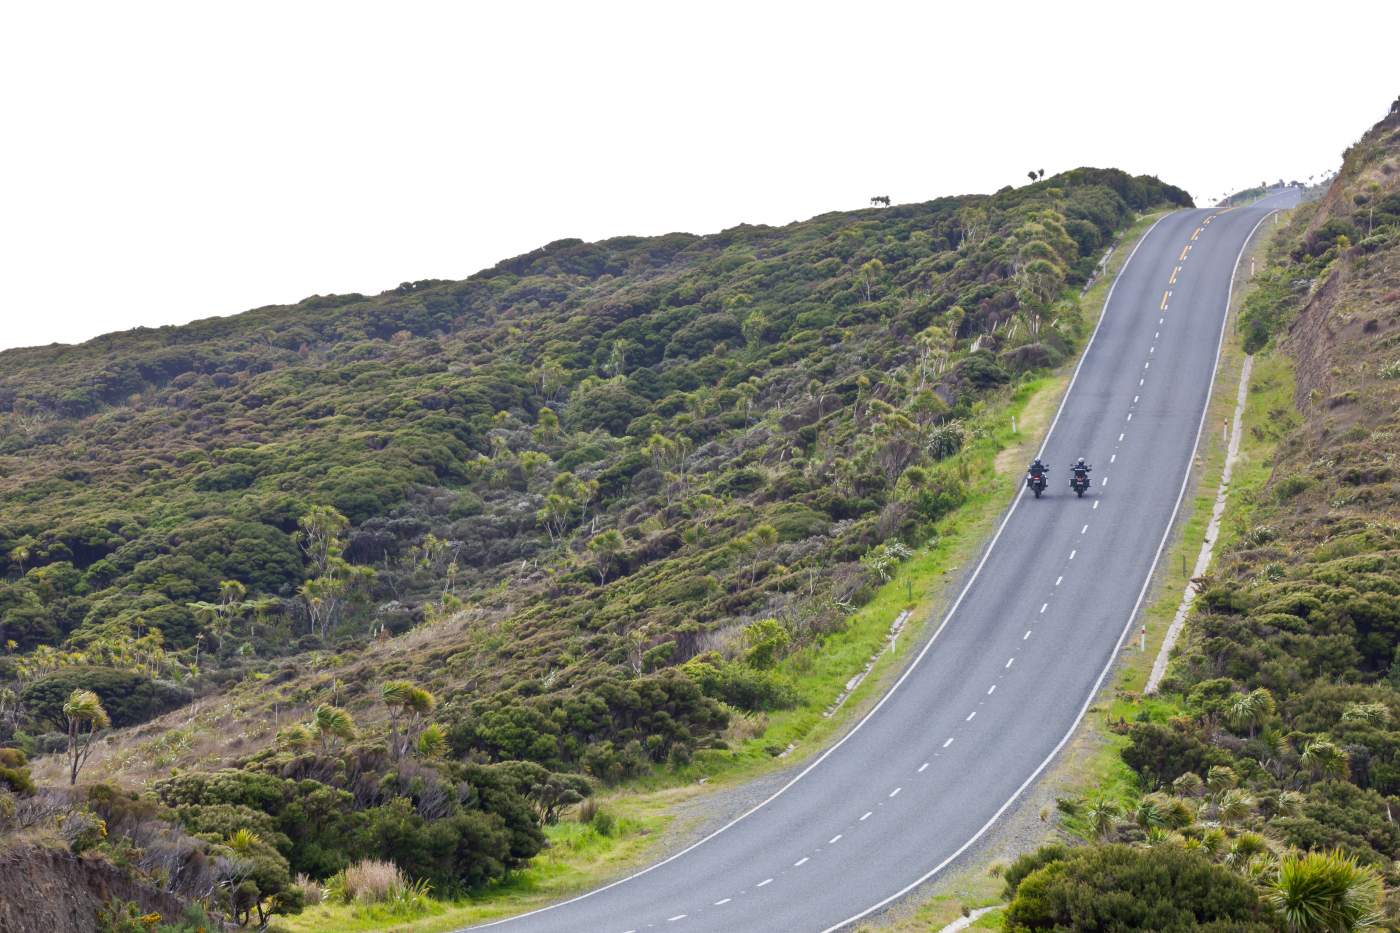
1070, 457, 1091, 484
1026, 457, 1050, 497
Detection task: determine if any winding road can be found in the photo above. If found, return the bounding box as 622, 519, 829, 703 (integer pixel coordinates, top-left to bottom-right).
465, 189, 1303, 933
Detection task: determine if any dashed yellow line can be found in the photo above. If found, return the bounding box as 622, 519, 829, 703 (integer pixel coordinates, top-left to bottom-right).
1161, 290, 1170, 311
1179, 245, 1191, 262
1191, 227, 1202, 241
1169, 266, 1180, 285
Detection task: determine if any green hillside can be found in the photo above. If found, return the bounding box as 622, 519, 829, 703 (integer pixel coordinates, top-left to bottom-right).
0, 168, 1189, 924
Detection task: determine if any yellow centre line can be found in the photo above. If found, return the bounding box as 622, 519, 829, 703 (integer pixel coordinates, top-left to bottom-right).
1161, 290, 1170, 311
1191, 227, 1202, 240
1169, 266, 1180, 285
1180, 245, 1191, 261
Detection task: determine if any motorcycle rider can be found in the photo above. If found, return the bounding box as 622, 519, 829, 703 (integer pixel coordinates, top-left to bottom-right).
1025, 457, 1050, 497
1070, 457, 1091, 486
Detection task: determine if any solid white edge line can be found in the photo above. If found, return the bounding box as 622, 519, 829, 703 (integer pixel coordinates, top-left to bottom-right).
819, 207, 1277, 933
459, 213, 1176, 933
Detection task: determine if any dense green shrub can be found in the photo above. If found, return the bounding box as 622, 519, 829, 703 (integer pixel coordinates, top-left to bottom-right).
1003, 844, 1268, 931
20, 667, 191, 729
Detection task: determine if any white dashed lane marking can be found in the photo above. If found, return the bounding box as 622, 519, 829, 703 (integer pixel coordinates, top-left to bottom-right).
1005, 657, 1015, 669
1081, 524, 1089, 534
756, 878, 773, 888
1093, 501, 1099, 510
987, 684, 997, 695
860, 811, 873, 821
829, 834, 843, 844
1069, 549, 1076, 559
943, 736, 955, 747
715, 898, 731, 906
794, 857, 809, 867
889, 787, 902, 798
918, 762, 930, 773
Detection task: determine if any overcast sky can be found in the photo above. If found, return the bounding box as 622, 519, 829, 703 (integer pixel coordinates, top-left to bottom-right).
2, 1, 1395, 352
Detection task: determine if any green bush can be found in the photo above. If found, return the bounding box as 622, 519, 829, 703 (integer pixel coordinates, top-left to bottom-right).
20, 667, 191, 730
1004, 844, 1268, 931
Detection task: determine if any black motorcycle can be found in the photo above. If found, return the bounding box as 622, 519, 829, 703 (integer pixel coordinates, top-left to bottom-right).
1070, 470, 1091, 498
1027, 471, 1048, 498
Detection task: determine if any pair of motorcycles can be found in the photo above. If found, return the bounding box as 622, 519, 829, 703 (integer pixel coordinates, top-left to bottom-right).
1026, 465, 1090, 499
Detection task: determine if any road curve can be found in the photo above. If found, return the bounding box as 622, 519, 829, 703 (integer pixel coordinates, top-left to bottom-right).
465, 189, 1303, 933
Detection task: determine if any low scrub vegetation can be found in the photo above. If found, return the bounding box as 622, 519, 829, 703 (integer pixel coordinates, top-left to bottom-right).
0, 167, 1192, 925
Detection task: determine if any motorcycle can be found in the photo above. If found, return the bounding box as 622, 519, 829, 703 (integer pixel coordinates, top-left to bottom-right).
1026, 471, 1048, 498
1070, 471, 1090, 498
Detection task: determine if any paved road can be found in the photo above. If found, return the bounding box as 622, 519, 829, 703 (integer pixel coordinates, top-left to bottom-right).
466, 189, 1303, 933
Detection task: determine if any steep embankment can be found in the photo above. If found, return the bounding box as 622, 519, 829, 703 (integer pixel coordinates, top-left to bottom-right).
0, 842, 195, 933
998, 97, 1400, 929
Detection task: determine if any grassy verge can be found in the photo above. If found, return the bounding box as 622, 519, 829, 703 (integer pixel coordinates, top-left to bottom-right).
282, 210, 1168, 933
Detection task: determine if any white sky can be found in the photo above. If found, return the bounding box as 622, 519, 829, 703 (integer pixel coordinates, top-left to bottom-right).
1, 1, 1396, 352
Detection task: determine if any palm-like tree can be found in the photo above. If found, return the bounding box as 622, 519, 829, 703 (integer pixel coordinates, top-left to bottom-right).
381, 681, 435, 759
416, 723, 447, 759
1198, 827, 1227, 857
1225, 831, 1269, 867
1084, 796, 1120, 841
226, 828, 262, 854
1275, 789, 1306, 818
277, 723, 312, 751
1207, 764, 1238, 796
1134, 797, 1166, 831
1216, 788, 1256, 825
63, 688, 110, 785
1301, 739, 1349, 782
1267, 849, 1382, 932
1226, 688, 1276, 737
312, 704, 355, 754
1172, 771, 1205, 798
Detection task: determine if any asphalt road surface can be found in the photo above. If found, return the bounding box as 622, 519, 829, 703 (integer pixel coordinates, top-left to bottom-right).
465, 189, 1303, 933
